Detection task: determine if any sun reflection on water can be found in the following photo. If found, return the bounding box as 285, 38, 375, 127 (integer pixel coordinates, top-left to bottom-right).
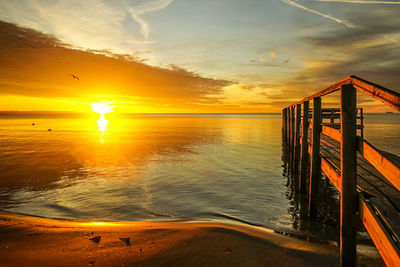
97, 114, 108, 132
90, 101, 113, 135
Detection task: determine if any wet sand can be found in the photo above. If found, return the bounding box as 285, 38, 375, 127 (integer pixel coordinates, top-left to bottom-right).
0, 211, 382, 266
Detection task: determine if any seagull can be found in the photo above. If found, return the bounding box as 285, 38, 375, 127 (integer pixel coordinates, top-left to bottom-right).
71, 74, 79, 81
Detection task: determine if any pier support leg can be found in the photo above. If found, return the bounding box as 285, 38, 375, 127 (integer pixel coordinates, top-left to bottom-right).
286, 107, 292, 171
299, 101, 309, 194
294, 104, 301, 176
282, 108, 289, 163
340, 84, 357, 267
282, 108, 287, 144
290, 106, 295, 172
308, 97, 321, 219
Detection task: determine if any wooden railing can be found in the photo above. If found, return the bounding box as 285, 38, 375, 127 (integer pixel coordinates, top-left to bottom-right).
282, 75, 400, 266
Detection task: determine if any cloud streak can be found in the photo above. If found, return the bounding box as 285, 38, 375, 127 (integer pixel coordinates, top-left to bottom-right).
0, 0, 174, 53
317, 0, 400, 4
281, 0, 355, 28
127, 0, 174, 40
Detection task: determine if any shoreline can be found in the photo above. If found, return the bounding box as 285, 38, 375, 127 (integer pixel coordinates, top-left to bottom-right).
0, 210, 383, 266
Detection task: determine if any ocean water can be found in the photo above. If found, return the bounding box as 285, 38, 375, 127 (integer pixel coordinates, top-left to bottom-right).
0, 113, 399, 234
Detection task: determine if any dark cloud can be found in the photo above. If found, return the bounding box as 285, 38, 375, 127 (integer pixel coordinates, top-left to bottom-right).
300, 7, 400, 89
267, 6, 400, 111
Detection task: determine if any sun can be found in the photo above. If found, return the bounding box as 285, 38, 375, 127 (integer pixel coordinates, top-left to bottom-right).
90, 102, 114, 115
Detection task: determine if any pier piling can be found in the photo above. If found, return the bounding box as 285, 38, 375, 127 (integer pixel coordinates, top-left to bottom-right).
340, 84, 357, 267
294, 104, 301, 175
299, 101, 309, 194
308, 97, 321, 219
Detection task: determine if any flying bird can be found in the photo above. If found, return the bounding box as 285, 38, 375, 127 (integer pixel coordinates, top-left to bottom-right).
71, 74, 79, 81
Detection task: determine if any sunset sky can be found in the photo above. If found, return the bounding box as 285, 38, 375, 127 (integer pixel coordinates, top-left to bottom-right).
0, 0, 399, 113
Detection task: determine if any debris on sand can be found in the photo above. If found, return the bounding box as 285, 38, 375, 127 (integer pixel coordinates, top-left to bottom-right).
89, 236, 101, 243
119, 237, 131, 246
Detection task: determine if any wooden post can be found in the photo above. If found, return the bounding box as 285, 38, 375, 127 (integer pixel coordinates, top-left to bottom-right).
282, 109, 287, 137
340, 84, 357, 267
287, 108, 291, 168
308, 97, 321, 219
288, 106, 293, 166
294, 104, 301, 175
282, 108, 288, 163
282, 108, 287, 144
286, 108, 290, 146
290, 106, 295, 171
299, 101, 309, 194
287, 107, 292, 166
360, 108, 364, 139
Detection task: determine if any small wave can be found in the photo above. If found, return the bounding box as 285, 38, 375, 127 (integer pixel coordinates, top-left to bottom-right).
197, 212, 264, 227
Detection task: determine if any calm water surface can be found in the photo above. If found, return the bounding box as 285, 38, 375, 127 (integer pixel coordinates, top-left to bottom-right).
0, 114, 399, 233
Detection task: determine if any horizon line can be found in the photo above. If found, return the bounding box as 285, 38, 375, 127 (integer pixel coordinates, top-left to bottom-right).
0, 111, 281, 115
0, 111, 396, 115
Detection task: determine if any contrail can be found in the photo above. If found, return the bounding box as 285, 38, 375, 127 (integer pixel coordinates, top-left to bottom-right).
317, 0, 400, 4
128, 0, 174, 40
281, 0, 356, 28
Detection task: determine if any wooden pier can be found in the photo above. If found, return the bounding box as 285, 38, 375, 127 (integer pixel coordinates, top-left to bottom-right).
282, 75, 400, 266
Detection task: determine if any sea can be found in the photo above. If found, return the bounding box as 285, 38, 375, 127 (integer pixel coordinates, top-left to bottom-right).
0, 113, 399, 236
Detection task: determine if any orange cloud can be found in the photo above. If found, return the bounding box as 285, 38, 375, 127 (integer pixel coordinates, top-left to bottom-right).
0, 21, 232, 112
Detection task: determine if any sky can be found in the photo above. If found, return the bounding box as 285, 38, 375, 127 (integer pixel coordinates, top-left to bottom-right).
0, 0, 399, 113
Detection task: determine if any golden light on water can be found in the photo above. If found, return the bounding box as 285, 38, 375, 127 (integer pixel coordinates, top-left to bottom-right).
97, 117, 108, 132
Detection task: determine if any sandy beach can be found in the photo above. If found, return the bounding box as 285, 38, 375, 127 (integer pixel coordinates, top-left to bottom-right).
0, 210, 384, 266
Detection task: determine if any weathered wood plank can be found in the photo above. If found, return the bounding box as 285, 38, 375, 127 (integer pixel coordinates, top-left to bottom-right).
351, 75, 400, 112
309, 97, 322, 219
304, 132, 399, 204
321, 157, 341, 192
290, 77, 352, 106
287, 75, 400, 111
319, 134, 400, 208
369, 197, 400, 246
309, 137, 381, 198
380, 150, 400, 168
340, 84, 357, 267
360, 195, 400, 266
322, 126, 341, 143
363, 140, 400, 192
